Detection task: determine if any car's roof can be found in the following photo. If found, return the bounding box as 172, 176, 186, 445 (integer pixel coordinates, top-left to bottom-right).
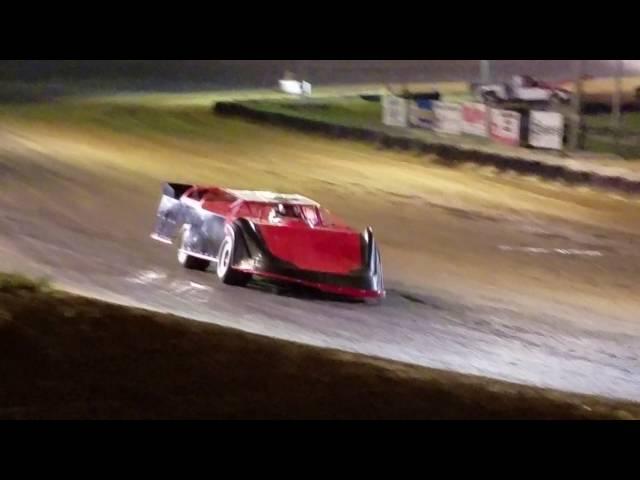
223, 188, 320, 206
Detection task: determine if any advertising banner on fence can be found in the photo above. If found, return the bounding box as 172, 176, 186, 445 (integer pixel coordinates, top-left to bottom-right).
433, 101, 463, 135
490, 108, 521, 146
462, 103, 488, 137
409, 99, 436, 129
382, 95, 408, 127
529, 111, 564, 150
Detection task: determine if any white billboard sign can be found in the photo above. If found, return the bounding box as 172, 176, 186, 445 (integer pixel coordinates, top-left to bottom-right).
529, 111, 564, 150
382, 95, 408, 127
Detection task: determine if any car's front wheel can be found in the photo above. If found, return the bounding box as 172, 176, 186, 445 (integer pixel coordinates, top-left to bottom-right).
482, 91, 500, 105
216, 234, 251, 286
549, 93, 565, 108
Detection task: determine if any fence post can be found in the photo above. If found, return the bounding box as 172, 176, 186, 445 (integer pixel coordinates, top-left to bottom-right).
569, 60, 583, 151
612, 60, 623, 154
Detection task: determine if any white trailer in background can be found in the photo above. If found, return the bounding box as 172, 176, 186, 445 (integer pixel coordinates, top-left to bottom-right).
472, 75, 571, 107
279, 79, 312, 97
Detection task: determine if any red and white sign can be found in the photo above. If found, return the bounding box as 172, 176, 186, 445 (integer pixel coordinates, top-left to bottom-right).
462, 103, 488, 137
490, 108, 521, 146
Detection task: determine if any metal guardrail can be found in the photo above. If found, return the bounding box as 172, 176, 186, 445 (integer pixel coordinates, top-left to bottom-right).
584, 125, 640, 138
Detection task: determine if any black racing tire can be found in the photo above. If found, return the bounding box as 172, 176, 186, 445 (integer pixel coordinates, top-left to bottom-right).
549, 93, 570, 109
216, 233, 251, 286
482, 91, 500, 105
177, 227, 210, 271
549, 94, 563, 107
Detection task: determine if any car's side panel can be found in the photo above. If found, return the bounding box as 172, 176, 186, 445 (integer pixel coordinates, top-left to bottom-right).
152, 183, 229, 257
257, 223, 363, 274
182, 207, 225, 259
180, 199, 228, 259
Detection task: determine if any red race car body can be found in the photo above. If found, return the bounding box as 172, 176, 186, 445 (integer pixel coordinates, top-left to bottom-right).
150, 183, 385, 300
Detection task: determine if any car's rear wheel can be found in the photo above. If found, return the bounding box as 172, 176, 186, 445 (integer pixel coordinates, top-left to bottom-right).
482, 91, 500, 105
178, 227, 210, 271
216, 234, 251, 286
549, 93, 564, 108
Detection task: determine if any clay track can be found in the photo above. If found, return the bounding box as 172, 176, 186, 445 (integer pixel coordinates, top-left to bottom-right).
1, 126, 639, 402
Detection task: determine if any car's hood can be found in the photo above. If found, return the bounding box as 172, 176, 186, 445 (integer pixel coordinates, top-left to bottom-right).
256, 223, 363, 275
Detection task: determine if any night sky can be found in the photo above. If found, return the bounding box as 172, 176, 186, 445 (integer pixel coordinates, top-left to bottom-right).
0, 60, 634, 91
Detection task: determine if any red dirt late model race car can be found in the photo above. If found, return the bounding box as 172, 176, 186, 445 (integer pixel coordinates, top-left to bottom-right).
150, 183, 385, 300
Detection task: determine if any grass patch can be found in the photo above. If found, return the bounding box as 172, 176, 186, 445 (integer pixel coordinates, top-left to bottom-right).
584, 111, 640, 130
0, 272, 638, 420
582, 112, 640, 158
583, 136, 640, 159
0, 273, 50, 294
242, 90, 470, 129
244, 97, 383, 128
0, 102, 228, 141
0, 81, 465, 139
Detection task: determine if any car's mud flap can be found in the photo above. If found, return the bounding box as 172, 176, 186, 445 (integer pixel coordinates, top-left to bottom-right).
364, 226, 385, 297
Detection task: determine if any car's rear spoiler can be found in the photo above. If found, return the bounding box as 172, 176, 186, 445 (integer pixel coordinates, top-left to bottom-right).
162, 182, 193, 200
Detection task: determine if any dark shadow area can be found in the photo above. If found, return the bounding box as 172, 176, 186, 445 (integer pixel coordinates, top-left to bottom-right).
398, 292, 428, 305
0, 84, 66, 104
582, 101, 640, 115
246, 278, 366, 304
1, 273, 637, 420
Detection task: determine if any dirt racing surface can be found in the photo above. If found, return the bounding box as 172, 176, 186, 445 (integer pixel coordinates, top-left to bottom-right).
1, 104, 640, 402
